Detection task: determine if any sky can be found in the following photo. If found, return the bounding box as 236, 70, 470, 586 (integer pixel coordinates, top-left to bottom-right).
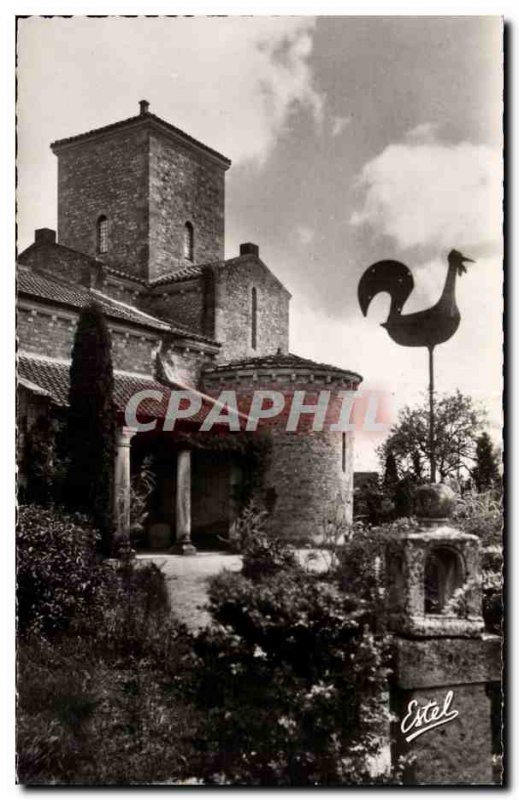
16, 15, 503, 470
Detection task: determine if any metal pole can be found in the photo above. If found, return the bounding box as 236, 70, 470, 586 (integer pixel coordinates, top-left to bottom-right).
428, 346, 436, 483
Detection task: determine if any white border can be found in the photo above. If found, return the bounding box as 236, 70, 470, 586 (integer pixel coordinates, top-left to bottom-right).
2, 4, 512, 798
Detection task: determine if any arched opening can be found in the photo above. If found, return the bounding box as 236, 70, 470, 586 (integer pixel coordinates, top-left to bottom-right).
251, 287, 258, 350
183, 222, 194, 261
96, 215, 108, 254
424, 547, 464, 614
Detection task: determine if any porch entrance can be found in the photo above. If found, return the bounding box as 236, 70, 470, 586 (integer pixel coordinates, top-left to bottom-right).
131, 435, 244, 552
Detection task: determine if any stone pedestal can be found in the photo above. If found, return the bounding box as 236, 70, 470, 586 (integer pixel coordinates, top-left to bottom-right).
386, 484, 501, 785
390, 636, 501, 785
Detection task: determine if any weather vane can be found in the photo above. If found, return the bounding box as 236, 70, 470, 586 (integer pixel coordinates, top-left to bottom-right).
358, 249, 474, 483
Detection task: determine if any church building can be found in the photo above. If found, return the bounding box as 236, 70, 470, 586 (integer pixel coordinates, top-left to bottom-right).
17, 100, 362, 551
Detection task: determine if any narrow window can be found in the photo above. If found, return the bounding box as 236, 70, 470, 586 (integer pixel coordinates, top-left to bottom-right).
342, 432, 347, 472
251, 287, 257, 350
97, 215, 108, 254
183, 222, 194, 261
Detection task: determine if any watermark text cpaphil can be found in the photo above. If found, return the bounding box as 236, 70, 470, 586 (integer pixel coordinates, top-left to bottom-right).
124, 388, 389, 434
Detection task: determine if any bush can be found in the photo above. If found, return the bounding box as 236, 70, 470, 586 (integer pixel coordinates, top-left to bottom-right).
453, 489, 503, 548
16, 504, 203, 785
453, 490, 503, 633
17, 620, 199, 785
17, 505, 109, 636
188, 531, 392, 785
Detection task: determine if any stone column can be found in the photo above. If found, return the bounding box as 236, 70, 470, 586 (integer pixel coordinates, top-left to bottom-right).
114, 426, 136, 551
173, 449, 196, 555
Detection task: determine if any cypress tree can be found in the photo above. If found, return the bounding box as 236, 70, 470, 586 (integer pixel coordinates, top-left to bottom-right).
67, 302, 116, 553
383, 448, 399, 491
473, 432, 499, 492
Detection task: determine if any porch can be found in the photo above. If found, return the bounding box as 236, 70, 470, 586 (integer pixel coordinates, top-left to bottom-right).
114, 427, 251, 553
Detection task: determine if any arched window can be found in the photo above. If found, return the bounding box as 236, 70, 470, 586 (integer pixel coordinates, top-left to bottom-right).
251, 287, 258, 350
183, 222, 194, 261
97, 216, 108, 254
424, 547, 464, 614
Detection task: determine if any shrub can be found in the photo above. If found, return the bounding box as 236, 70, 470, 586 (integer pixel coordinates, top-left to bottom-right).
17, 505, 109, 636
17, 620, 199, 785
188, 531, 392, 785
453, 489, 503, 548
16, 504, 201, 785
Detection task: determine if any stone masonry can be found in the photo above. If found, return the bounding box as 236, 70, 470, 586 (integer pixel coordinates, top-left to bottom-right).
51, 104, 229, 281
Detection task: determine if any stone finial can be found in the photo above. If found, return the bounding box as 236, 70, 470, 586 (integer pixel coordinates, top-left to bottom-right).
414, 483, 456, 525
139, 99, 150, 116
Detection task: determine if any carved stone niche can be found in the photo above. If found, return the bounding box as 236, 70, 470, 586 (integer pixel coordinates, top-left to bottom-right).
386, 527, 484, 637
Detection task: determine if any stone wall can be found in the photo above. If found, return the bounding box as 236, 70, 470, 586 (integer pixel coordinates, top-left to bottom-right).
213, 255, 290, 362
148, 132, 225, 279
17, 301, 212, 385
264, 429, 354, 541
142, 277, 205, 335
17, 306, 77, 360
55, 128, 150, 278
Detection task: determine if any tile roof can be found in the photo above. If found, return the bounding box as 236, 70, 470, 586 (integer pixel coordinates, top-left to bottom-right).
51, 110, 231, 168
17, 354, 215, 425
203, 352, 363, 383
147, 265, 204, 286
17, 268, 217, 344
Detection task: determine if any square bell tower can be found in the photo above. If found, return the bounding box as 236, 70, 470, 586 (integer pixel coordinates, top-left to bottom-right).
51, 100, 231, 282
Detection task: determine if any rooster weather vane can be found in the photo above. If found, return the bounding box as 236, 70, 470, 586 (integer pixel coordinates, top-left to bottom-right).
358, 249, 474, 483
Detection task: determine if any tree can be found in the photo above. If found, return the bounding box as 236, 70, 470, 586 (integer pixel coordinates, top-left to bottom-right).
67, 302, 116, 553
473, 432, 500, 491
378, 390, 486, 483
383, 449, 399, 491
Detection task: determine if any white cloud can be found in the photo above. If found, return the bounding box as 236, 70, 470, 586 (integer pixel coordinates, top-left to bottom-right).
296, 225, 315, 245
17, 17, 325, 249
331, 115, 351, 137
405, 122, 440, 142
18, 17, 323, 168
350, 126, 502, 252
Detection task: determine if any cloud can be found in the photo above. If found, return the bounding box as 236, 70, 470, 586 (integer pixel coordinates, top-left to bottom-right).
350, 126, 502, 252
331, 115, 351, 137
296, 225, 315, 245
18, 17, 323, 169
16, 17, 325, 249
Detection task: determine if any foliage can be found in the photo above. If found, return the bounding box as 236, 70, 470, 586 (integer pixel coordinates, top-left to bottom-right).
353, 475, 395, 525
128, 455, 155, 549
17, 610, 198, 785
383, 450, 399, 492
23, 414, 68, 506
453, 489, 503, 548
67, 301, 116, 553
220, 498, 269, 553
187, 529, 393, 785
17, 504, 200, 785
17, 504, 106, 636
378, 390, 486, 482
473, 432, 501, 492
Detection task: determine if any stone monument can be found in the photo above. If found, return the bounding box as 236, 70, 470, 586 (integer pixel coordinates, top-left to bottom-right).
386, 484, 501, 784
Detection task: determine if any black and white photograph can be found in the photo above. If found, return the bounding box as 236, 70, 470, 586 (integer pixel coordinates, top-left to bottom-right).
13, 12, 503, 787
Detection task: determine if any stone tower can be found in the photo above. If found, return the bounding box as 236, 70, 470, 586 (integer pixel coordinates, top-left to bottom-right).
51, 100, 231, 282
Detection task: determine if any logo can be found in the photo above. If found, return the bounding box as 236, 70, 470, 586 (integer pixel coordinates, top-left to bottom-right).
400, 690, 459, 743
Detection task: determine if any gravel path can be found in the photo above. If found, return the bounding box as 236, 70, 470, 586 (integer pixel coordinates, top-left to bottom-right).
137, 548, 330, 630
137, 552, 242, 630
